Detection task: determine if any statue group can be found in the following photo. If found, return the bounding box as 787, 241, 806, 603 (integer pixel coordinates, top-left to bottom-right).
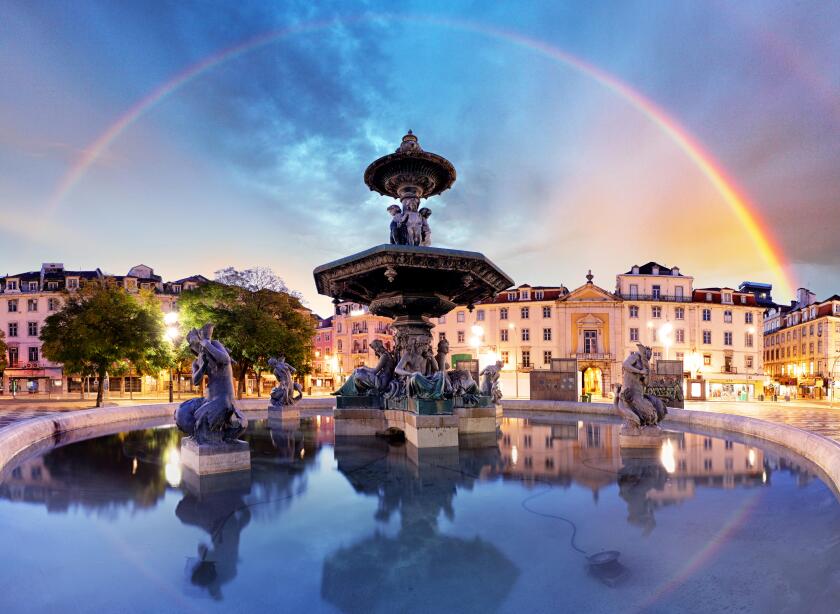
388, 199, 432, 246
334, 334, 500, 407
614, 343, 668, 437
268, 355, 303, 408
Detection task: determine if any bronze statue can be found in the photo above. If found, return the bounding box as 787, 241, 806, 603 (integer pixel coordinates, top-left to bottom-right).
479, 360, 504, 403
268, 355, 303, 407
174, 323, 247, 444
614, 343, 668, 429
333, 339, 395, 396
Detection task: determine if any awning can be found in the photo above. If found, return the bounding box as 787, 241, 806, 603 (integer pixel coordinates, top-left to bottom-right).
5, 367, 63, 378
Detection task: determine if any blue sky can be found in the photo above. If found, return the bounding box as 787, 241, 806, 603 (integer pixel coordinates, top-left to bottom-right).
1, 1, 838, 315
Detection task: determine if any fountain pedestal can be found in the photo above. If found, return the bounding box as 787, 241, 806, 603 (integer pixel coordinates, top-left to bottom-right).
618, 425, 666, 449
181, 437, 251, 476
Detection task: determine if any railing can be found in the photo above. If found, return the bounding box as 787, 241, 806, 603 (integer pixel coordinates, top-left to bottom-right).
721, 366, 738, 374
619, 293, 691, 303
571, 353, 613, 361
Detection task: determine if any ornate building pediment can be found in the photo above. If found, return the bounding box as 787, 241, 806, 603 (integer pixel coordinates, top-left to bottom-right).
563, 283, 617, 302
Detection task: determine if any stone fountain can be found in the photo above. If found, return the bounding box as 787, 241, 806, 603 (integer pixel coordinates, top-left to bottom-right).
314, 132, 513, 447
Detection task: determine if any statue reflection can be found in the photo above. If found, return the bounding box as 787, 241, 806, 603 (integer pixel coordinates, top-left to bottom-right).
322, 439, 517, 613
617, 449, 668, 535
175, 414, 323, 599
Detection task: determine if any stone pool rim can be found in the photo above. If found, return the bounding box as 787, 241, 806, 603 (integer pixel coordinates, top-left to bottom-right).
2, 397, 840, 495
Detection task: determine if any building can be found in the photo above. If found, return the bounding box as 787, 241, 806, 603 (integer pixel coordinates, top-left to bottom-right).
763, 289, 840, 400
432, 262, 765, 400
329, 301, 393, 388
0, 263, 205, 396
311, 316, 336, 393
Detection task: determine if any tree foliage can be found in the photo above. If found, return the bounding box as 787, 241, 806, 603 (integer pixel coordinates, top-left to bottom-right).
179, 269, 314, 398
40, 283, 171, 406
0, 330, 7, 373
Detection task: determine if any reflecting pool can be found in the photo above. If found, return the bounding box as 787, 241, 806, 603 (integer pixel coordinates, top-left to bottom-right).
1, 412, 839, 613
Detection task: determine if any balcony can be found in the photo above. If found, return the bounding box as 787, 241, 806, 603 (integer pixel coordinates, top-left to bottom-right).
619, 293, 691, 303
721, 366, 738, 374
570, 352, 613, 361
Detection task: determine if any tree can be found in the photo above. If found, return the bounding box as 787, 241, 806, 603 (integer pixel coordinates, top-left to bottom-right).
0, 330, 7, 375
179, 269, 314, 399
41, 283, 171, 407
214, 266, 303, 299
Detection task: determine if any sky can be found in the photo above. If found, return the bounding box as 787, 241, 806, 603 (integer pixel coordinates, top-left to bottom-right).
1, 0, 838, 316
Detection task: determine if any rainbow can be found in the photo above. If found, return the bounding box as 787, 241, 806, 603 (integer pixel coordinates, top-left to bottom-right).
45, 13, 796, 298
634, 487, 763, 610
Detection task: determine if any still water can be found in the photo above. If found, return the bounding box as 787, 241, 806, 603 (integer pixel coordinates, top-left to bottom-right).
1, 413, 839, 613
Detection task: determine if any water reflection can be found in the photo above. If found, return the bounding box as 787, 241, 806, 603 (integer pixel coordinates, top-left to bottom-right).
323, 440, 517, 613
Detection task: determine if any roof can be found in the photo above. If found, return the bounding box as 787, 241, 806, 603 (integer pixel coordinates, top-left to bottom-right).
624, 262, 682, 276
170, 274, 211, 285
692, 289, 757, 306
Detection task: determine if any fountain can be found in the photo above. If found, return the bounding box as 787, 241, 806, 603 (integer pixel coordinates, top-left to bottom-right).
314, 131, 513, 447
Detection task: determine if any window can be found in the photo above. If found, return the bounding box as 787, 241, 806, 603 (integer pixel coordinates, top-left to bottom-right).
336, 323, 342, 333
629, 284, 638, 298
499, 307, 508, 320
534, 291, 544, 300
521, 328, 530, 341
702, 309, 711, 321
337, 340, 343, 352
745, 312, 753, 324
8, 299, 18, 313
723, 292, 732, 303
583, 330, 597, 353
438, 316, 446, 324
457, 331, 465, 343
476, 309, 485, 321
542, 306, 551, 318
6, 280, 18, 291
28, 281, 38, 291
724, 310, 732, 323
28, 347, 39, 362
724, 331, 733, 346
501, 351, 509, 364
507, 292, 516, 301
745, 333, 754, 348
652, 285, 661, 299
438, 332, 446, 342
703, 330, 711, 344
520, 290, 530, 300
652, 306, 661, 318
500, 328, 509, 342
630, 327, 639, 342
543, 328, 552, 341
675, 329, 685, 343
706, 292, 712, 301
47, 281, 58, 290
27, 322, 37, 337
457, 311, 465, 323
675, 307, 684, 320
629, 305, 639, 318
521, 306, 530, 319
8, 323, 18, 337
675, 286, 684, 299
543, 350, 552, 365
27, 299, 37, 312
8, 347, 18, 367
704, 354, 712, 366
66, 278, 78, 289
746, 355, 754, 369
521, 350, 531, 367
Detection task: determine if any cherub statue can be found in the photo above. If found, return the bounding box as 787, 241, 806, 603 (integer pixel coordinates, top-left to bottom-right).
174, 323, 247, 443
479, 360, 504, 403
268, 355, 303, 407
401, 196, 424, 246
419, 207, 432, 246
388, 204, 405, 245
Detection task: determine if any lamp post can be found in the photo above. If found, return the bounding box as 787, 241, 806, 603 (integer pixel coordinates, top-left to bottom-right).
164, 311, 181, 403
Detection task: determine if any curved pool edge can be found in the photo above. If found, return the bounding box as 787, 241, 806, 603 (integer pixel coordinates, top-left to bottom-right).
503, 398, 840, 496
3, 397, 840, 496
0, 397, 334, 480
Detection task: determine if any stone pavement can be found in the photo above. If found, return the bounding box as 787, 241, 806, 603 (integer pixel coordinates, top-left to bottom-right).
685, 400, 840, 444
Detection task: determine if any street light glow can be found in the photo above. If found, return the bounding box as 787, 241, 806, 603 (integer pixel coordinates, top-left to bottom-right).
163, 311, 179, 325
165, 326, 179, 341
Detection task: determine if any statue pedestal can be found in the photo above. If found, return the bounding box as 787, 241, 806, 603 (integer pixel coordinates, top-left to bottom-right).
182, 465, 251, 497
403, 412, 459, 448
619, 425, 666, 449
334, 407, 386, 437
267, 405, 301, 432
180, 437, 251, 476
455, 405, 497, 435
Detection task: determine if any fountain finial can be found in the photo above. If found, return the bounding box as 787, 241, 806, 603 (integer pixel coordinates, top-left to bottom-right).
397, 130, 422, 153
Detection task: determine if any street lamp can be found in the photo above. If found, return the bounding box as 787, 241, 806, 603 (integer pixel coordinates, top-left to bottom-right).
658, 321, 673, 360
163, 311, 181, 403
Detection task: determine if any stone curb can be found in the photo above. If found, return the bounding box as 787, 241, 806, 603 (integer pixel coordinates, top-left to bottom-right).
501, 398, 840, 494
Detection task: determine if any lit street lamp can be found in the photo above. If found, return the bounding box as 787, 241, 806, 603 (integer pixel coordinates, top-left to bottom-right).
163, 311, 182, 403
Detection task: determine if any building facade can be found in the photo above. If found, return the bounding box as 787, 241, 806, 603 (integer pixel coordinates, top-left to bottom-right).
763, 290, 840, 400
0, 263, 206, 396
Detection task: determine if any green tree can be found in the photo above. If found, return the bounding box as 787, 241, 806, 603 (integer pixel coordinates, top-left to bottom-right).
0, 330, 7, 375
179, 268, 314, 399
41, 283, 171, 407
